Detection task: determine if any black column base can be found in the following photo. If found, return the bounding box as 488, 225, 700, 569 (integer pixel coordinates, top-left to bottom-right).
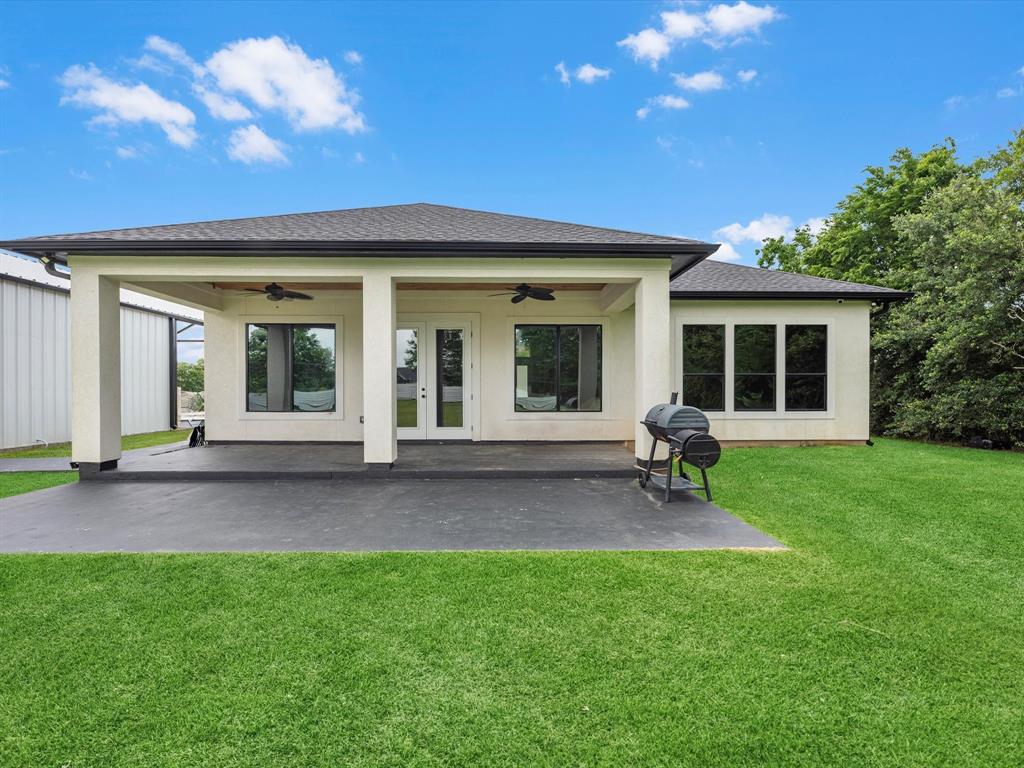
77, 459, 119, 476
364, 462, 394, 473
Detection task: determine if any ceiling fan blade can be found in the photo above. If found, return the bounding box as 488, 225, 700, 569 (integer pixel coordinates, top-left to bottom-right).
511, 293, 527, 304
241, 288, 266, 293
534, 293, 556, 301
529, 286, 555, 295
281, 290, 313, 300
488, 292, 516, 297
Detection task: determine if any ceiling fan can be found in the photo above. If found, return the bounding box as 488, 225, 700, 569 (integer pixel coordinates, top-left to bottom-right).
241, 283, 313, 302
489, 283, 556, 303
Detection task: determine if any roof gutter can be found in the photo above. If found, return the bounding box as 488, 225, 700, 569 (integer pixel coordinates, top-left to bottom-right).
670, 289, 914, 302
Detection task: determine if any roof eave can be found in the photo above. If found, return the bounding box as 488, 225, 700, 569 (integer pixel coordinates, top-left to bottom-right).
670, 290, 914, 302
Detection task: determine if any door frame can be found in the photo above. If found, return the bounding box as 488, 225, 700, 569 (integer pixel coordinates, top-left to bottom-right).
396, 313, 480, 441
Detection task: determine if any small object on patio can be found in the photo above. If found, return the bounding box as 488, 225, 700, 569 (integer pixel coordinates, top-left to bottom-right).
637, 393, 720, 503
185, 418, 206, 448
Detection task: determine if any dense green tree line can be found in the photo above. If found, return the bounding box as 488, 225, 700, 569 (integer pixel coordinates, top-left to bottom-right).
758, 130, 1024, 447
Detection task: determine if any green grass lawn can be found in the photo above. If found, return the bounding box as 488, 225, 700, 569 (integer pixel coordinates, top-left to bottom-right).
0, 428, 187, 458
0, 471, 77, 499
397, 398, 464, 428
1, 439, 1022, 766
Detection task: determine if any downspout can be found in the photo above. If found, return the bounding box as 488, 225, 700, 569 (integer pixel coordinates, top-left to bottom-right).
39, 254, 71, 280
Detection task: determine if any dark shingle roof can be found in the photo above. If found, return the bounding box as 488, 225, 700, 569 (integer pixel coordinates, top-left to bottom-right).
11, 203, 702, 246
671, 259, 910, 300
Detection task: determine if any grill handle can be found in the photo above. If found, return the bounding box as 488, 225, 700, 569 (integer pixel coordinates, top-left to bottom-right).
670, 391, 679, 405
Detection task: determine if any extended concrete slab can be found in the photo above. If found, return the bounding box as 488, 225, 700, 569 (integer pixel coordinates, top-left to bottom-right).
0, 441, 190, 473
0, 478, 783, 553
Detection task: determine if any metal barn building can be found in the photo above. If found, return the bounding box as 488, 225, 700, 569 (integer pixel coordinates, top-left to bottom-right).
0, 254, 202, 450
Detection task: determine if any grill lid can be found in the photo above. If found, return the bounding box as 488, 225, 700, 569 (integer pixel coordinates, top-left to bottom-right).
644, 403, 710, 432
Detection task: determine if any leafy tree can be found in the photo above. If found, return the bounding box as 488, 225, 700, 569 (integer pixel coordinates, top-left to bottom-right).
755, 131, 1024, 446
758, 139, 961, 285
177, 358, 204, 392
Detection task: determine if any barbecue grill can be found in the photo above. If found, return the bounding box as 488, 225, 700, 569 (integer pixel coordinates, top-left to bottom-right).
637, 393, 720, 502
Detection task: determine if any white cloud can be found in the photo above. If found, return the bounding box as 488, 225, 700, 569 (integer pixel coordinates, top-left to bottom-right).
618, 28, 672, 69
353, 151, 365, 163
59, 64, 198, 148
344, 50, 363, 65
620, 3, 781, 66
709, 242, 743, 262
661, 9, 707, 39
116, 145, 140, 159
714, 213, 826, 248
715, 213, 792, 244
1019, 66, 1024, 77
997, 87, 1018, 99
0, 67, 10, 89
943, 95, 966, 110
69, 168, 94, 180
206, 36, 366, 133
227, 124, 288, 165
636, 94, 690, 119
802, 216, 828, 236
705, 1, 781, 37
575, 63, 611, 84
555, 61, 570, 86
0, 79, 8, 90
672, 71, 726, 92
144, 34, 206, 78
737, 68, 758, 82
193, 84, 253, 120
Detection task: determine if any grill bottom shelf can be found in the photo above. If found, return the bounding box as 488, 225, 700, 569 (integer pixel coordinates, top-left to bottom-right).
634, 465, 704, 492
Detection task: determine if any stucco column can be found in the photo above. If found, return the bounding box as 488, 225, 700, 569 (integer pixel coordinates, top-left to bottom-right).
634, 270, 672, 461
362, 271, 397, 467
70, 269, 122, 471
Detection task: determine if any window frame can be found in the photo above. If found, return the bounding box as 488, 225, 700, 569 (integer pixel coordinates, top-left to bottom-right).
681, 324, 726, 412
784, 324, 828, 412
244, 321, 339, 415
513, 323, 604, 413
733, 324, 778, 412
674, 315, 837, 421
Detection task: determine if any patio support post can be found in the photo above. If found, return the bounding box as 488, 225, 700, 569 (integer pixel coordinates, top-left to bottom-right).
362, 271, 397, 468
70, 268, 122, 472
634, 270, 672, 462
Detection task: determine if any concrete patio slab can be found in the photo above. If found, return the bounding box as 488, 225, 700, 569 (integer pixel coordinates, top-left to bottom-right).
0, 478, 784, 552
0, 441, 190, 473
79, 442, 639, 481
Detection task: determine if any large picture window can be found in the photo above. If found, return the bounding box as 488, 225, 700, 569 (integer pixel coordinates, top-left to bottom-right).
734, 324, 776, 411
785, 325, 827, 411
247, 324, 336, 412
682, 325, 725, 411
514, 324, 602, 412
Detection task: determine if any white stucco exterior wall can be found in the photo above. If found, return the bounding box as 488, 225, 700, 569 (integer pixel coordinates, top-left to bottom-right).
670, 299, 872, 442
204, 294, 872, 446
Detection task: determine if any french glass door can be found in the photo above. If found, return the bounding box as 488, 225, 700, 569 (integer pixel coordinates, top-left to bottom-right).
396, 322, 472, 439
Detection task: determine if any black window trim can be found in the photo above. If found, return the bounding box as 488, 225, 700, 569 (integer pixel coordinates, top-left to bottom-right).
784, 324, 828, 413
513, 323, 603, 413
681, 324, 726, 413
245, 322, 337, 413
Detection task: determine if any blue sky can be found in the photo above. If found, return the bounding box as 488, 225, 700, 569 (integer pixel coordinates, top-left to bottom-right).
1, 0, 1022, 265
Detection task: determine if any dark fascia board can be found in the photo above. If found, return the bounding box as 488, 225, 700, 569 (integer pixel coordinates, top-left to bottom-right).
0, 238, 716, 279
0, 272, 204, 324
670, 289, 914, 302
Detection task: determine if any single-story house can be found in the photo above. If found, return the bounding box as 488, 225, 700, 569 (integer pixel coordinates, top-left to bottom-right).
0, 203, 908, 472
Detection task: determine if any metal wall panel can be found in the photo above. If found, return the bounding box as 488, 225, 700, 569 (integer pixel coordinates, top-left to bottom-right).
0, 278, 173, 449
